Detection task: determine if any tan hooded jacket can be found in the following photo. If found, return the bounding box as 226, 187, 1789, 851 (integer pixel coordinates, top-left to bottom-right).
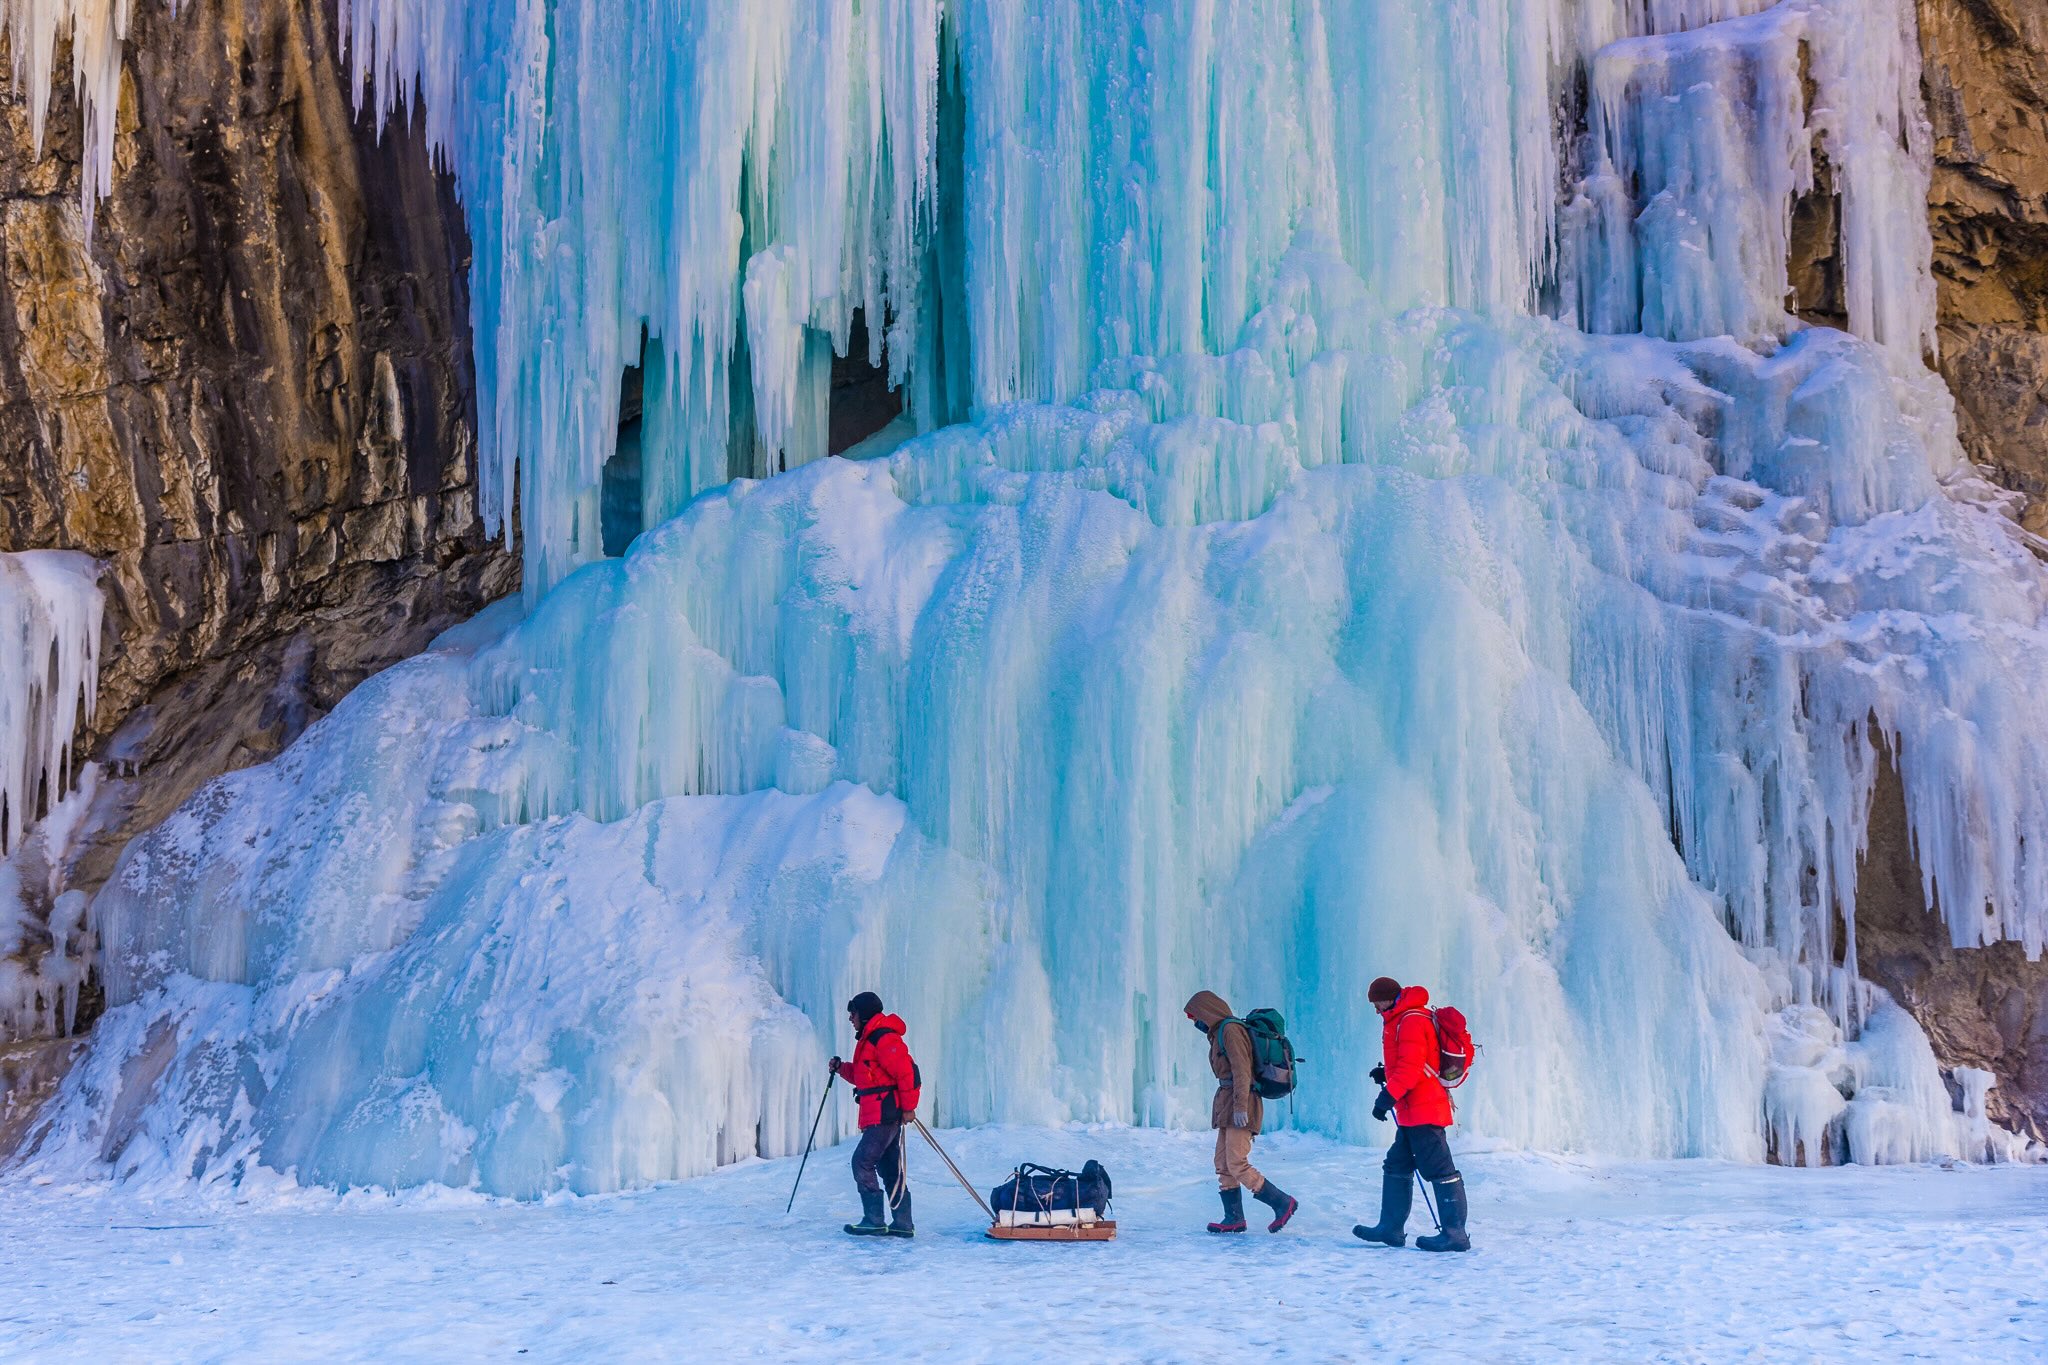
1184, 990, 1263, 1134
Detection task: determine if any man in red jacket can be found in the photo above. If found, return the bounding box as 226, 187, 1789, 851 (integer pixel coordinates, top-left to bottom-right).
1353, 976, 1471, 1252
830, 991, 920, 1238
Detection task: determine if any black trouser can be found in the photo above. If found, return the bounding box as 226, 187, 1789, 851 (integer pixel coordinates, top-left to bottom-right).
1382, 1123, 1459, 1181
852, 1121, 907, 1209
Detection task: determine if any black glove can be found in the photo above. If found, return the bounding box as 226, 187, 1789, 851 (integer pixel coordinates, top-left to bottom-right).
1370, 1063, 1387, 1086
1372, 1087, 1393, 1122
829, 1056, 843, 1076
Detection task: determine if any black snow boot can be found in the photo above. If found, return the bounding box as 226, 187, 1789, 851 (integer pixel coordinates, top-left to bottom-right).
1251, 1180, 1298, 1233
1415, 1174, 1471, 1253
887, 1187, 915, 1239
1206, 1187, 1248, 1233
1352, 1171, 1412, 1247
845, 1188, 890, 1237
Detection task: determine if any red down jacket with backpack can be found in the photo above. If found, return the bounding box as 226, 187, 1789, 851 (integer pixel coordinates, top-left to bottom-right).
840, 1013, 921, 1129
1382, 986, 1455, 1128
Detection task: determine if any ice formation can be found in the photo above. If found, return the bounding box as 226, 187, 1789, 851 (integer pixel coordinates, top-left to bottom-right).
0, 0, 132, 228
1761, 983, 2032, 1167
9, 0, 2048, 1191
0, 772, 98, 1041
1559, 0, 1935, 356
0, 552, 101, 859
0, 551, 102, 1043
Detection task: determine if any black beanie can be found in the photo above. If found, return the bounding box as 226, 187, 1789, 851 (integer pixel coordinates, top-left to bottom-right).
1367, 977, 1401, 1006
847, 991, 885, 1026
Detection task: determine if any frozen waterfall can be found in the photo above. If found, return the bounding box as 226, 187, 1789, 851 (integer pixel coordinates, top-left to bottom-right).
10, 0, 2048, 1191
0, 550, 102, 1042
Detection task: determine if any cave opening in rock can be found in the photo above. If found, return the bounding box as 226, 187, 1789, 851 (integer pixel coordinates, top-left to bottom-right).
1788, 153, 1846, 333
829, 308, 903, 456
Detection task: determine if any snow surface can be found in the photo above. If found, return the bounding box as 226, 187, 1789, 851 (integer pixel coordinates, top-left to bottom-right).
4, 1125, 2045, 1361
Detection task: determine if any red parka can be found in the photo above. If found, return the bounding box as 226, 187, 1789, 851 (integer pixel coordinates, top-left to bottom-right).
1382, 986, 1454, 1128
838, 1013, 920, 1129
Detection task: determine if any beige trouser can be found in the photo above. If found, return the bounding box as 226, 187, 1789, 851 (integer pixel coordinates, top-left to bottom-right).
1214, 1126, 1265, 1194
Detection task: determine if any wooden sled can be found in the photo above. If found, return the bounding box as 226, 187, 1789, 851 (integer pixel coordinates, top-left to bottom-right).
986, 1220, 1118, 1242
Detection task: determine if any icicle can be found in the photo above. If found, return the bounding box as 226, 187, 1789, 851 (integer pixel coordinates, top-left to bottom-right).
1560, 0, 1938, 361
0, 551, 102, 857
0, 764, 100, 1041
315, 0, 1613, 594
0, 0, 135, 231
0, 547, 102, 1046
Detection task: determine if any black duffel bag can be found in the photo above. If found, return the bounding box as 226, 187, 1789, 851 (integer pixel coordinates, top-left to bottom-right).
989, 1160, 1113, 1220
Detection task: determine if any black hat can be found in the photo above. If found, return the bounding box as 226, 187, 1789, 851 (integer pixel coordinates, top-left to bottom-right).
1367, 977, 1401, 1006
846, 992, 885, 1026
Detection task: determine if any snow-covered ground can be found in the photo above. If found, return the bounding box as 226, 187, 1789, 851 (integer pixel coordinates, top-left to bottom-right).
4, 1126, 2044, 1361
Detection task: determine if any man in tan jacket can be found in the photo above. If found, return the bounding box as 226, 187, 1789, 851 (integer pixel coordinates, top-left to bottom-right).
1184, 990, 1299, 1233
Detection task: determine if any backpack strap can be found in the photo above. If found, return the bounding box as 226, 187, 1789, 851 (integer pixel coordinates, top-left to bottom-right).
1212, 1016, 1255, 1072
875, 1027, 922, 1082
1012, 1163, 1080, 1215
1392, 1006, 1442, 1080
1392, 1006, 1437, 1036
857, 1025, 916, 1115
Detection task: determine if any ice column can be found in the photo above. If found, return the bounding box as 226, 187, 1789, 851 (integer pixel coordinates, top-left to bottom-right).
0, 552, 102, 857
1560, 0, 1937, 360
0, 552, 102, 1044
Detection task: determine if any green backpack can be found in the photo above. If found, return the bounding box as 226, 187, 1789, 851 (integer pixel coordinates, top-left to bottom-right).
1225, 1008, 1300, 1099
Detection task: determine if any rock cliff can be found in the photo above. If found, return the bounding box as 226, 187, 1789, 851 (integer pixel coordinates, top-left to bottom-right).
0, 0, 514, 903
1920, 0, 2048, 534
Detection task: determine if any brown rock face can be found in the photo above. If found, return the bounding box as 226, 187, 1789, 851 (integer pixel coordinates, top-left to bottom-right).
0, 0, 515, 896
1919, 0, 2048, 534
1856, 746, 2048, 1145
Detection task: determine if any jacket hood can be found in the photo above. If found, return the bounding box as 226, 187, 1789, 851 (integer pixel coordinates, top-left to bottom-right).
1184, 991, 1233, 1028
861, 1012, 908, 1040
1391, 985, 1431, 1014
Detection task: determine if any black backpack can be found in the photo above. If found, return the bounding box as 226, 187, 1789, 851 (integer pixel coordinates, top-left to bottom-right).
989, 1160, 1114, 1220
1224, 1008, 1300, 1099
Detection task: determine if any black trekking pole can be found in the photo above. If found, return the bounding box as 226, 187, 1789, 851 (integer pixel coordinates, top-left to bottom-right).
1414, 1171, 1440, 1230
910, 1114, 997, 1223
785, 1074, 835, 1215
